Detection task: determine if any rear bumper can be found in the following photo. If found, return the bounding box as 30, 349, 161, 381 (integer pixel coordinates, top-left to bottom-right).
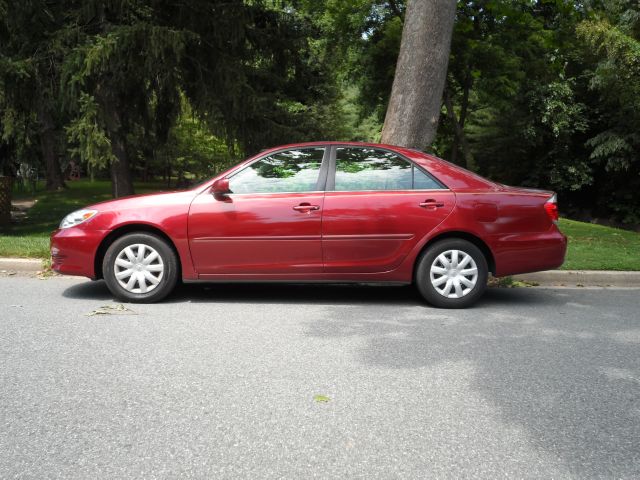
491, 227, 568, 277
50, 228, 107, 279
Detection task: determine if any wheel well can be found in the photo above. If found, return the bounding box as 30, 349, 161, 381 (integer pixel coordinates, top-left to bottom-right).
416, 231, 496, 276
94, 224, 181, 279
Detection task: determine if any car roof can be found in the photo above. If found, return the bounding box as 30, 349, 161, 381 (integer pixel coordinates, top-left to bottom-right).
261, 142, 499, 191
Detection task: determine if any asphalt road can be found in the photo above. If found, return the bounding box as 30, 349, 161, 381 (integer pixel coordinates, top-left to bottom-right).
1, 276, 639, 479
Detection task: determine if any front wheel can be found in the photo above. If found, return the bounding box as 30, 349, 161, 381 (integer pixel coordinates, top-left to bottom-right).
415, 239, 488, 309
102, 232, 179, 303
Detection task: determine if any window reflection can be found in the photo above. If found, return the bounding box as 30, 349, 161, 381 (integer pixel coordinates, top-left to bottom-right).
230, 148, 324, 194
334, 148, 442, 191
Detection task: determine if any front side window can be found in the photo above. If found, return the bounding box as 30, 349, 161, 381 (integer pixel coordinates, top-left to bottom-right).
229, 148, 325, 194
334, 147, 443, 191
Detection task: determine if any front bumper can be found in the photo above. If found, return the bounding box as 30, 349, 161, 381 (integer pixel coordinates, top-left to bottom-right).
50, 227, 108, 279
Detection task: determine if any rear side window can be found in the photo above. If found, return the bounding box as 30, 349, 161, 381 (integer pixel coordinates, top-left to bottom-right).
334, 147, 443, 191
229, 148, 324, 194
413, 166, 443, 190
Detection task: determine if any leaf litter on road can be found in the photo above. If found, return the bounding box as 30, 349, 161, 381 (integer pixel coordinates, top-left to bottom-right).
86, 304, 137, 317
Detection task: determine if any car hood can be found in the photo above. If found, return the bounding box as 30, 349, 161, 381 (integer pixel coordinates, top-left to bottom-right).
87, 190, 198, 212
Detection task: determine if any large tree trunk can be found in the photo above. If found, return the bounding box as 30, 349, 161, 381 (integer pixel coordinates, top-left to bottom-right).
381, 0, 457, 150
38, 108, 66, 191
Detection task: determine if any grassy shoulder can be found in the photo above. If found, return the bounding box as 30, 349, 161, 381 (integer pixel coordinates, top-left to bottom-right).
0, 180, 163, 259
558, 219, 640, 271
2, 182, 640, 270
0, 234, 50, 259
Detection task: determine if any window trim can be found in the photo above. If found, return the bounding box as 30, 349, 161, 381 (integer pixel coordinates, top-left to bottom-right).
225, 146, 330, 195
326, 145, 448, 192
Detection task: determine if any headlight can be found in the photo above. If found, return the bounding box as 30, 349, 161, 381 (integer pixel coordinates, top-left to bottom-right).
59, 209, 98, 229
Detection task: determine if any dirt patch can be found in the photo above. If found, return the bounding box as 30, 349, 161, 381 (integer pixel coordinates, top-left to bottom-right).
11, 199, 36, 222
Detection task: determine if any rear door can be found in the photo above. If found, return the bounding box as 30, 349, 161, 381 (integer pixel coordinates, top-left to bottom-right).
321, 146, 455, 273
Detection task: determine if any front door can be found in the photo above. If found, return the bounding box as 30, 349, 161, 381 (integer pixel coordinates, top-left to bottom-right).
188, 147, 327, 275
322, 146, 455, 273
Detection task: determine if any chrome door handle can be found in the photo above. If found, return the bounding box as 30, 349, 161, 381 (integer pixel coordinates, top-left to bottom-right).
419, 199, 445, 209
293, 204, 320, 212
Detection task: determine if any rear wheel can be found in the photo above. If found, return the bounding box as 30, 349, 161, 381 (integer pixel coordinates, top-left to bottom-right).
103, 232, 178, 303
415, 239, 488, 308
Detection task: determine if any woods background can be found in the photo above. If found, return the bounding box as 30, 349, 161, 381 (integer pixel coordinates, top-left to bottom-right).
1, 0, 639, 227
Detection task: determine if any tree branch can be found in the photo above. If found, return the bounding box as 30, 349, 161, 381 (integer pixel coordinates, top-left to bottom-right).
443, 87, 474, 170
387, 0, 403, 19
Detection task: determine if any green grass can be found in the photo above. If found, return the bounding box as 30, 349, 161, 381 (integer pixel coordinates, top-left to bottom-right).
0, 234, 50, 259
0, 180, 163, 258
558, 219, 640, 271
2, 183, 640, 270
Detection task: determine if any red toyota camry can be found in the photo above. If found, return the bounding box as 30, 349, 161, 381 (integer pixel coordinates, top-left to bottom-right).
51, 142, 566, 308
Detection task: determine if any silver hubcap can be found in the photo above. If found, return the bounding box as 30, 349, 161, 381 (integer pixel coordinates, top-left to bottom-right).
114, 244, 164, 294
430, 250, 478, 299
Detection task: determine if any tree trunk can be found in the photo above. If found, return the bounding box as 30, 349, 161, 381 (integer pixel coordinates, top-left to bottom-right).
38, 108, 66, 191
103, 100, 135, 198
381, 0, 457, 150
110, 134, 135, 198
443, 88, 474, 170
0, 176, 12, 226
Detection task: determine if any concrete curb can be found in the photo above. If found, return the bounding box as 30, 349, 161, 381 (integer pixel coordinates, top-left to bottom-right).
513, 270, 640, 287
0, 257, 639, 287
0, 257, 44, 273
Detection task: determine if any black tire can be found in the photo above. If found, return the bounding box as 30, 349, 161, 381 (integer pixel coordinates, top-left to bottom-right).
415, 238, 488, 309
102, 232, 179, 303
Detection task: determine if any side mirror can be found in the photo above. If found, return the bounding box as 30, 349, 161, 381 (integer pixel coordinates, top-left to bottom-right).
211, 178, 231, 197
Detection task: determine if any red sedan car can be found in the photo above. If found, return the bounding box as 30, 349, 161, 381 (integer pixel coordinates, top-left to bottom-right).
51, 142, 566, 308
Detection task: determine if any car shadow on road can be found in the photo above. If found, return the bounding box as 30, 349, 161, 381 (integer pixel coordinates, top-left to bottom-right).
305, 290, 640, 477
62, 279, 115, 301
62, 279, 553, 308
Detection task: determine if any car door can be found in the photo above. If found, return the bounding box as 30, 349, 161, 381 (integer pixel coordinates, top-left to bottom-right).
321, 146, 455, 273
188, 147, 328, 275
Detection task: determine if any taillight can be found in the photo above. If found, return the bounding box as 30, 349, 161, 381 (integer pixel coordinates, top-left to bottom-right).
544, 194, 559, 224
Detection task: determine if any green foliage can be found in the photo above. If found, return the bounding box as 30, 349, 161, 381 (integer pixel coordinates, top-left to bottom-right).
1, 0, 344, 195
304, 0, 639, 226
66, 94, 116, 169
439, 1, 640, 225
577, 18, 640, 112
289, 0, 402, 131
586, 131, 638, 172
160, 99, 236, 181
574, 5, 640, 223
